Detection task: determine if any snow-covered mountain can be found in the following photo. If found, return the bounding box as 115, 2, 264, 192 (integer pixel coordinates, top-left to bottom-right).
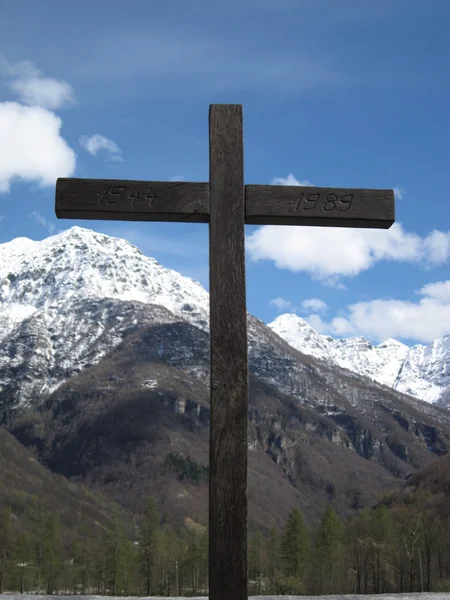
1, 226, 328, 409
0, 227, 209, 405
1, 226, 449, 415
0, 226, 209, 334
268, 313, 450, 407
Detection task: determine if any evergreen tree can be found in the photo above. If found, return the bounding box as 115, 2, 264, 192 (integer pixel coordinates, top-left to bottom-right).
248, 530, 269, 594
104, 510, 128, 595
31, 510, 46, 594
266, 526, 281, 594
280, 507, 310, 581
315, 504, 344, 594
120, 536, 135, 595
13, 531, 32, 594
393, 506, 422, 592
166, 528, 183, 595
344, 510, 371, 594
153, 525, 179, 595
420, 503, 441, 591
72, 523, 91, 594
181, 528, 208, 595
369, 505, 394, 593
138, 496, 160, 595
0, 507, 13, 593
42, 513, 63, 594
91, 532, 108, 594
195, 528, 208, 594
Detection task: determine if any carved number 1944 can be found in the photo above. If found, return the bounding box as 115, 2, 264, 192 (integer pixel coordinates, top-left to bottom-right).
97, 186, 157, 206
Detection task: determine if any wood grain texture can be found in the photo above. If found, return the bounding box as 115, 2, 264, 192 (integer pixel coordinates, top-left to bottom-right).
208, 105, 248, 600
56, 179, 395, 230
245, 185, 395, 228
53, 105, 396, 600
56, 178, 209, 223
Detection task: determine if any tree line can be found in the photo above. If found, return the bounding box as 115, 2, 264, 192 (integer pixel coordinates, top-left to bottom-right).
1, 490, 450, 596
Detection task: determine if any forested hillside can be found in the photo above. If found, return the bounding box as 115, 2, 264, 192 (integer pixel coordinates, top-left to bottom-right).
1, 453, 450, 595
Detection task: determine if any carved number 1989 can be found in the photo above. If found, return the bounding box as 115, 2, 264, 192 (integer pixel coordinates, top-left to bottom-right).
294, 193, 353, 212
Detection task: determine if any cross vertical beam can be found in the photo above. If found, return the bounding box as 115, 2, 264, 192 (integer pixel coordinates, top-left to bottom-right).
209, 105, 248, 599
54, 103, 395, 600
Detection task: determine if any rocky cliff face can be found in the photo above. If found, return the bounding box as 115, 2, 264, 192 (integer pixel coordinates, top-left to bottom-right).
10, 314, 450, 529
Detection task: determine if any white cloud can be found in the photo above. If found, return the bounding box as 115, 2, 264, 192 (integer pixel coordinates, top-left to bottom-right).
11, 75, 74, 110
271, 173, 312, 186
394, 186, 405, 200
300, 297, 328, 313
269, 297, 293, 311
0, 102, 76, 193
306, 280, 450, 343
0, 59, 76, 193
170, 174, 185, 182
418, 280, 450, 302
1, 58, 74, 109
29, 211, 56, 234
246, 223, 450, 284
79, 134, 123, 161
422, 229, 450, 265
304, 313, 329, 333
270, 296, 329, 314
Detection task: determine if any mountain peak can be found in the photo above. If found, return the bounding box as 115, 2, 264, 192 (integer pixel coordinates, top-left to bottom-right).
54, 226, 152, 259
60, 225, 89, 236
268, 313, 333, 362
378, 338, 409, 350
269, 313, 313, 331
0, 226, 209, 327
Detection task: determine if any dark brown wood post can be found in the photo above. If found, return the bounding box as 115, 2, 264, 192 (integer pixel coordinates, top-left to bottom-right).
54, 103, 395, 600
208, 104, 248, 600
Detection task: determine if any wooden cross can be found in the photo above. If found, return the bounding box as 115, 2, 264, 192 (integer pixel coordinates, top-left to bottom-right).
55, 104, 395, 600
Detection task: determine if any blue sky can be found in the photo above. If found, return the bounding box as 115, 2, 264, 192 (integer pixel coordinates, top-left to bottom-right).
0, 0, 449, 345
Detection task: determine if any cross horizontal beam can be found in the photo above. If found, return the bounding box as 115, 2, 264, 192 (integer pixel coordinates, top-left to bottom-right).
56, 178, 210, 223
56, 178, 395, 229
245, 185, 394, 228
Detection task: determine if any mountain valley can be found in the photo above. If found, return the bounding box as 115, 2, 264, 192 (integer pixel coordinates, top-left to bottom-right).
1, 226, 450, 533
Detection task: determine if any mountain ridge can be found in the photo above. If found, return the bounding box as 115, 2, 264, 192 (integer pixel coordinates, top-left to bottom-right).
269, 313, 450, 407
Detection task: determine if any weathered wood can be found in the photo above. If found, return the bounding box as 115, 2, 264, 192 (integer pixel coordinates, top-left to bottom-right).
208, 105, 248, 600
245, 185, 395, 228
56, 178, 209, 222
57, 178, 395, 229
54, 104, 396, 600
